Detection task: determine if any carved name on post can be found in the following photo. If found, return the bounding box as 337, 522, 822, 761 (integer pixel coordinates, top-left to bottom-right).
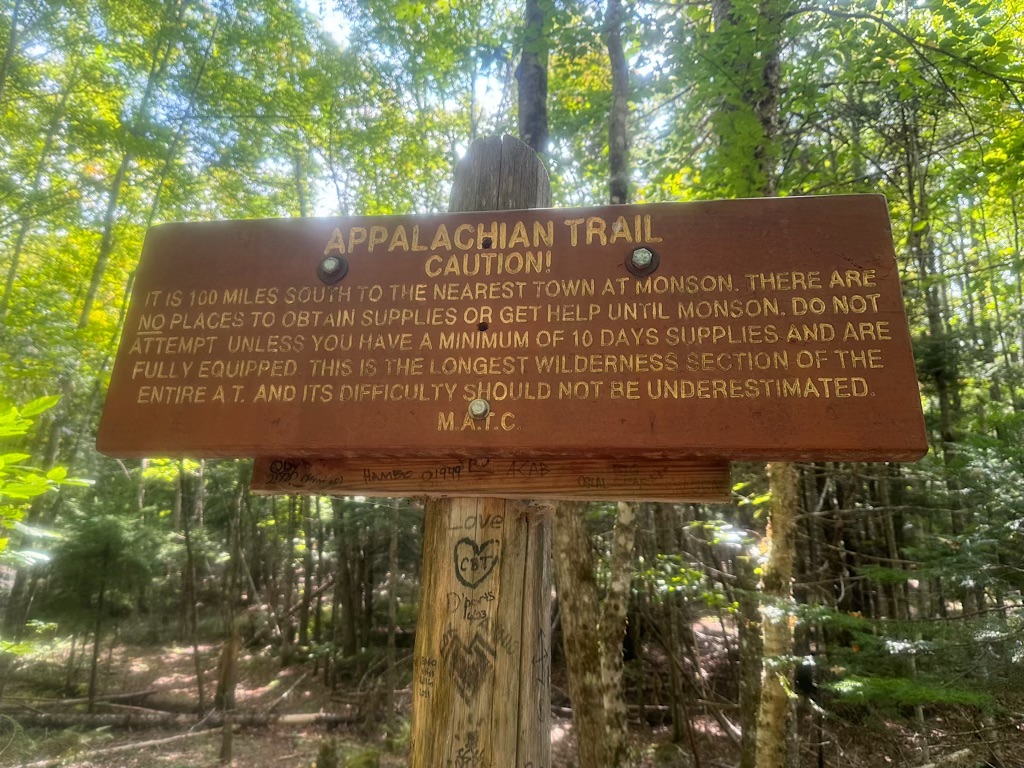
97, 194, 926, 462
249, 456, 730, 501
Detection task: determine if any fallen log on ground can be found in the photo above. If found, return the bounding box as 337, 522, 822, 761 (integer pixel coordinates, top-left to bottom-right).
265, 671, 308, 713
917, 749, 975, 768
552, 704, 671, 725
0, 689, 157, 706
16, 728, 224, 768
1, 708, 355, 730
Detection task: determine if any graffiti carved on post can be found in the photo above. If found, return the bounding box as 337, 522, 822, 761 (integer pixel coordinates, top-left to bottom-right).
440, 627, 497, 704
533, 628, 551, 722
414, 655, 437, 700
448, 732, 488, 768
266, 459, 299, 484
453, 537, 500, 588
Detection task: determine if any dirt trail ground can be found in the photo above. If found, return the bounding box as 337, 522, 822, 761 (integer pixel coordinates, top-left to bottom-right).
2, 642, 1020, 767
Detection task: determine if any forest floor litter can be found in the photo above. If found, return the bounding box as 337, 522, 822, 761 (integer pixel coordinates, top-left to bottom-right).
0, 640, 1021, 767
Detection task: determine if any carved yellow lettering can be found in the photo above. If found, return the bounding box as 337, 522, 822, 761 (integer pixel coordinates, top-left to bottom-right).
477, 221, 499, 248
534, 220, 554, 247
563, 218, 585, 246
424, 255, 443, 277
609, 215, 633, 244
431, 224, 452, 251
454, 224, 474, 250
508, 221, 529, 248
349, 227, 367, 249
411, 225, 428, 251
643, 214, 663, 243
324, 227, 346, 255
388, 225, 409, 252
369, 225, 388, 251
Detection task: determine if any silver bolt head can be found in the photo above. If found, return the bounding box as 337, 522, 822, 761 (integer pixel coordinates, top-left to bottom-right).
468, 398, 490, 419
321, 256, 342, 274
631, 247, 654, 269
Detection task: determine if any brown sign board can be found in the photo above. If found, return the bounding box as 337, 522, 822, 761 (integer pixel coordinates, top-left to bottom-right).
249, 456, 731, 502
97, 195, 927, 462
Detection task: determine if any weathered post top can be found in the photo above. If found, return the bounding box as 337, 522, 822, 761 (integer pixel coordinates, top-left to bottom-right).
97, 194, 927, 464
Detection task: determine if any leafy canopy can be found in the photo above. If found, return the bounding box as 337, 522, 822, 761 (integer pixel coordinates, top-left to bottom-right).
0, 396, 88, 561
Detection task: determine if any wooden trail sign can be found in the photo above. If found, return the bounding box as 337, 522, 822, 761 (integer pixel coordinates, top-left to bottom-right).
97, 191, 927, 463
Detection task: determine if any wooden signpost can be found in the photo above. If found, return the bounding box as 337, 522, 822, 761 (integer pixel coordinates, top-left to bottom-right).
97, 135, 927, 768
406, 136, 553, 768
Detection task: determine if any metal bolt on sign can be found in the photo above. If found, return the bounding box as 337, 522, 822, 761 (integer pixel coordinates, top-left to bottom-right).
626, 246, 659, 276
631, 247, 653, 268
317, 255, 348, 284
468, 398, 491, 420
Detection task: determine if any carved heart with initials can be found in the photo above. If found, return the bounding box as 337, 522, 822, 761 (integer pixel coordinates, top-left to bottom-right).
453, 537, 500, 589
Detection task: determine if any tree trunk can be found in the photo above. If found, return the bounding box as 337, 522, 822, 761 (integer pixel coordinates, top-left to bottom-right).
550, 499, 639, 768
551, 502, 609, 768
298, 500, 314, 648
386, 499, 399, 741
599, 502, 638, 766
754, 462, 800, 768
181, 462, 206, 712
604, 0, 630, 204
736, 556, 763, 768
314, 502, 326, 645
280, 496, 298, 667
87, 546, 110, 714
705, 2, 791, 759
653, 503, 695, 747
517, 0, 549, 154
0, 0, 22, 105
591, 9, 638, 756
331, 499, 359, 661
214, 621, 239, 712
78, 0, 183, 327
0, 64, 78, 324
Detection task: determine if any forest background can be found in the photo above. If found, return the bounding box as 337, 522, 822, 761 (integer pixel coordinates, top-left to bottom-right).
1, 0, 1024, 766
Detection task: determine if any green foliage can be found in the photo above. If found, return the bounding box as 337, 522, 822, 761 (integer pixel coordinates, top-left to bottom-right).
801, 596, 1024, 715
316, 737, 342, 768
344, 748, 381, 768
640, 552, 729, 609
831, 675, 994, 711
41, 511, 160, 630
0, 397, 85, 561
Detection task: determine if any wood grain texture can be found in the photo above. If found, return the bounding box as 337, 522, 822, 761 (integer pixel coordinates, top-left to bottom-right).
449, 134, 552, 214
98, 185, 925, 463
249, 455, 730, 503
410, 135, 552, 768
410, 498, 551, 767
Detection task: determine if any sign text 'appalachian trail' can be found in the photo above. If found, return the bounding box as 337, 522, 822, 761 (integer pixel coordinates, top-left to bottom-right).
97, 195, 927, 461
